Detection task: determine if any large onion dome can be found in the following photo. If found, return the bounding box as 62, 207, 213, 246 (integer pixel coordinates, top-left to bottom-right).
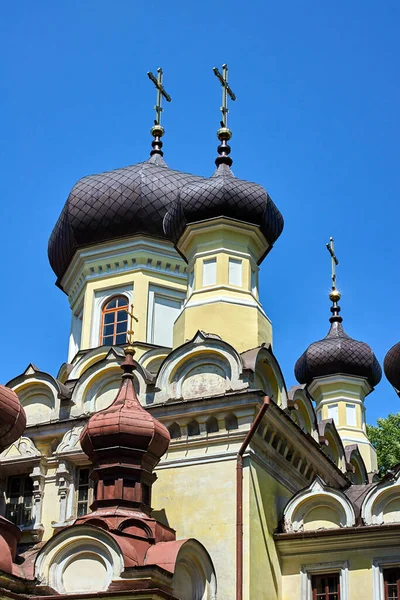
295, 299, 382, 388
384, 342, 400, 391
48, 152, 205, 285
163, 162, 284, 248
163, 126, 283, 248
0, 385, 26, 452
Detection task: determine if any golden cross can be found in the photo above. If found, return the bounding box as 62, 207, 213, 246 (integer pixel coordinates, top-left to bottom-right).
213, 64, 236, 128
326, 237, 339, 290
147, 67, 171, 127
126, 304, 139, 345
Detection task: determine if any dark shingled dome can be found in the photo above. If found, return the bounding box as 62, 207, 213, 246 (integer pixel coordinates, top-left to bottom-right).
163, 163, 284, 249
384, 342, 400, 390
295, 318, 382, 388
48, 154, 205, 284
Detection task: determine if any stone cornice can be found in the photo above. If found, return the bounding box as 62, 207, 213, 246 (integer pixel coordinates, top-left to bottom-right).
61, 236, 187, 303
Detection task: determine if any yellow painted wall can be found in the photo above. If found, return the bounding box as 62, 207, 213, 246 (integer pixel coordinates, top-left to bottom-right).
80, 270, 186, 350
280, 547, 387, 600
153, 458, 237, 600
249, 460, 292, 600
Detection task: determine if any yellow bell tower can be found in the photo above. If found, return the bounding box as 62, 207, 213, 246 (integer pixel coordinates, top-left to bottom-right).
163, 64, 284, 352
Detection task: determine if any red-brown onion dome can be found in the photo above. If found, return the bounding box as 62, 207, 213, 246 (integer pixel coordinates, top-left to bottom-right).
0, 385, 26, 452
80, 357, 170, 469
163, 163, 284, 250
295, 319, 382, 388
384, 342, 400, 390
48, 154, 205, 287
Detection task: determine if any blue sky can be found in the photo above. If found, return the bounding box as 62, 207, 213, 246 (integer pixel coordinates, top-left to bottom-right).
1, 1, 399, 425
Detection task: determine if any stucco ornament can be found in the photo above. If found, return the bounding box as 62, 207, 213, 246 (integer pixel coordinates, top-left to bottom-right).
283, 477, 356, 532
362, 467, 400, 525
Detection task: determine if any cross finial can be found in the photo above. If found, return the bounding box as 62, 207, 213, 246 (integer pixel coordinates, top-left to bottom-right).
326, 237, 339, 291
213, 64, 236, 167
326, 237, 342, 321
213, 64, 236, 129
125, 304, 139, 355
147, 67, 171, 128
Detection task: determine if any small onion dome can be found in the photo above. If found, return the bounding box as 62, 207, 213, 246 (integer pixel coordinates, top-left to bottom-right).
163, 163, 284, 249
0, 385, 26, 453
295, 306, 382, 388
80, 353, 170, 471
48, 154, 205, 286
384, 342, 400, 390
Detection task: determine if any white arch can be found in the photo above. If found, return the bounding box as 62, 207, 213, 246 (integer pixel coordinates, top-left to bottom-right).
362, 469, 400, 525
283, 477, 356, 532
154, 331, 246, 403
35, 525, 124, 594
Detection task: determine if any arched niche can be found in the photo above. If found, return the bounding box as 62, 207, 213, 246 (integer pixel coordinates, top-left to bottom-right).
345, 445, 368, 485
241, 346, 287, 407
283, 477, 356, 533
12, 381, 57, 426
288, 386, 318, 438
319, 420, 346, 471
35, 525, 124, 594
154, 331, 246, 403
71, 352, 147, 414
362, 469, 400, 525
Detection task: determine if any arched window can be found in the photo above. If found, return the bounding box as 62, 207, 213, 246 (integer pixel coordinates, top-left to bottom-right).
100, 296, 128, 346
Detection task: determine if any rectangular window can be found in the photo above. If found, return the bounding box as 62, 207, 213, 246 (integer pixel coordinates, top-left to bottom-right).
152, 296, 182, 347
311, 573, 340, 599
5, 475, 33, 527
384, 567, 400, 599
202, 258, 217, 287
228, 258, 242, 286
327, 404, 339, 425
188, 270, 194, 295
251, 269, 257, 296
345, 404, 357, 427
76, 468, 92, 517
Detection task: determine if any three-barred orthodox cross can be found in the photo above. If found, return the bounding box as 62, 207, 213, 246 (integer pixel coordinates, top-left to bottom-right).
147, 67, 172, 127
326, 237, 339, 291
213, 64, 236, 128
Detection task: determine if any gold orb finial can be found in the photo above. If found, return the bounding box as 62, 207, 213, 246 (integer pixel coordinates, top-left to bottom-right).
329, 289, 341, 303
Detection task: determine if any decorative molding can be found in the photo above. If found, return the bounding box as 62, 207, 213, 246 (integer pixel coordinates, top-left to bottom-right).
283, 477, 356, 533
300, 560, 349, 600
62, 237, 187, 304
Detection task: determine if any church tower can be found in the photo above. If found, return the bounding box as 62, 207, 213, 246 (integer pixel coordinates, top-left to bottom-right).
295, 239, 382, 473
163, 65, 283, 352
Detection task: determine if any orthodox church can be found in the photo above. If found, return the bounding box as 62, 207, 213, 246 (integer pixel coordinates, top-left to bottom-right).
1, 65, 400, 600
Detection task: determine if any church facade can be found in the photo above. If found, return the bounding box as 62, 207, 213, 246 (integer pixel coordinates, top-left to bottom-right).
1, 67, 400, 600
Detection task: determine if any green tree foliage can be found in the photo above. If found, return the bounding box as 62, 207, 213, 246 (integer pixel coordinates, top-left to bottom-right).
367, 413, 400, 474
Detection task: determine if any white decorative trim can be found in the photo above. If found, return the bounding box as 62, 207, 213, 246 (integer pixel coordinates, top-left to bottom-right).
362, 470, 400, 525
146, 284, 185, 346
90, 285, 133, 348
283, 477, 356, 532
184, 292, 268, 319
372, 556, 400, 600
62, 237, 187, 302
300, 560, 349, 600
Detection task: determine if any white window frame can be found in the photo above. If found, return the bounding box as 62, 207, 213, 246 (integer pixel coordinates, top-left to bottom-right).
202, 258, 217, 287
228, 258, 242, 287
373, 556, 400, 600
300, 561, 349, 600
90, 285, 133, 348
346, 403, 357, 427
327, 403, 339, 425
68, 306, 83, 362
146, 284, 185, 347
